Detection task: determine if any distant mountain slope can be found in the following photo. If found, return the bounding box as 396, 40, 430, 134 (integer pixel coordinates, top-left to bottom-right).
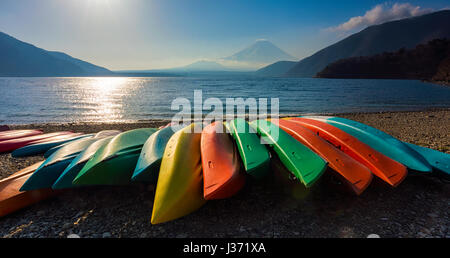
316, 38, 450, 84
173, 60, 229, 71
224, 40, 297, 65
286, 10, 450, 77
255, 61, 297, 77
0, 31, 112, 77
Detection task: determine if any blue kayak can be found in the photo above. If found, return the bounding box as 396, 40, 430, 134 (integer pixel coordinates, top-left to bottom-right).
403, 142, 450, 178
12, 134, 93, 157
132, 126, 179, 182
52, 136, 115, 189
20, 137, 100, 191
301, 116, 433, 173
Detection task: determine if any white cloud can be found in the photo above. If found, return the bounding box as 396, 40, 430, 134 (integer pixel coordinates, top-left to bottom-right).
328, 3, 433, 32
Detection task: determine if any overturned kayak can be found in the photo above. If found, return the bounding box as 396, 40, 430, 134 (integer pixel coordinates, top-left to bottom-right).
226, 118, 270, 178
403, 142, 450, 178
52, 137, 115, 189
73, 128, 157, 186
273, 119, 373, 195
151, 123, 206, 224
287, 118, 408, 187
0, 130, 43, 142
0, 131, 74, 153
0, 162, 56, 218
132, 126, 178, 182
250, 120, 327, 187
43, 130, 121, 158
201, 122, 245, 200
20, 138, 101, 191
12, 133, 90, 157
302, 116, 432, 173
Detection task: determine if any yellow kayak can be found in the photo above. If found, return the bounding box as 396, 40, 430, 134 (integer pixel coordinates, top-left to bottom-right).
151, 123, 206, 224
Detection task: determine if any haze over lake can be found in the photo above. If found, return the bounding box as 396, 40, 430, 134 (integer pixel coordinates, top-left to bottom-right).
1, 77, 449, 124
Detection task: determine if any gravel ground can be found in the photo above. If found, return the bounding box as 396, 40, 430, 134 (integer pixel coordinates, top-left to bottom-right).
0, 110, 449, 238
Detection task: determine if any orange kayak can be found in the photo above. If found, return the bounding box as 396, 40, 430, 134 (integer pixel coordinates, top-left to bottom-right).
201, 122, 245, 200
272, 119, 373, 195
0, 162, 56, 218
287, 118, 407, 187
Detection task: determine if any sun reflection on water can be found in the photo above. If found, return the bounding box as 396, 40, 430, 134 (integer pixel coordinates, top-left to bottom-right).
82, 77, 130, 122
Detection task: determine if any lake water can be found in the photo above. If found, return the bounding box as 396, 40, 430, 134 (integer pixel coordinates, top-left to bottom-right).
1, 77, 449, 124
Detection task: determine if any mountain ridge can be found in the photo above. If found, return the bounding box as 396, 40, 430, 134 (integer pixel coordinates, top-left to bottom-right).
285, 10, 450, 77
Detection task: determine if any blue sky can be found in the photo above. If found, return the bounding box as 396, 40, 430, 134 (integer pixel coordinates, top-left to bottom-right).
0, 0, 448, 70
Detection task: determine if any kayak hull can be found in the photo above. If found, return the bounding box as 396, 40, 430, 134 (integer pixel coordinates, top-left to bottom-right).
287, 118, 408, 187
151, 123, 206, 224
132, 126, 177, 182
250, 120, 327, 187
201, 122, 245, 200
12, 133, 88, 157
273, 119, 373, 195
0, 131, 73, 153
73, 128, 157, 186
0, 162, 56, 218
403, 142, 450, 178
0, 130, 43, 142
226, 118, 270, 178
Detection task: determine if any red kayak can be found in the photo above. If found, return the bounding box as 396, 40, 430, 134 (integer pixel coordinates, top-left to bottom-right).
0, 131, 74, 153
272, 119, 373, 195
0, 130, 43, 142
287, 118, 407, 187
201, 122, 245, 200
0, 162, 57, 217
0, 125, 9, 132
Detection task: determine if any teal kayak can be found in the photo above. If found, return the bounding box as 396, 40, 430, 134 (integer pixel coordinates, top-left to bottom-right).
403, 142, 450, 178
52, 137, 114, 189
12, 134, 93, 157
301, 116, 433, 173
73, 128, 158, 186
43, 130, 121, 158
250, 120, 327, 187
132, 126, 179, 182
20, 137, 99, 191
226, 118, 270, 178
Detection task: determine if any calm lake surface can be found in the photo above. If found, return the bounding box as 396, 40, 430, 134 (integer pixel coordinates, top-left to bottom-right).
1, 77, 449, 124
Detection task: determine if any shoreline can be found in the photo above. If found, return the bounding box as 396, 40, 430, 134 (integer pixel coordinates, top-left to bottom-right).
1, 109, 449, 238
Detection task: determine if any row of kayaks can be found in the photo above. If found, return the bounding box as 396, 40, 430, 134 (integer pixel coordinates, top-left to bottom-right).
0, 117, 448, 223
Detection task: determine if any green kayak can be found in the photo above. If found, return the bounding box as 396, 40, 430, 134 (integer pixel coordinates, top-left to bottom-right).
73, 128, 158, 186
20, 137, 99, 191
132, 126, 179, 182
226, 118, 270, 178
52, 137, 114, 189
250, 120, 327, 187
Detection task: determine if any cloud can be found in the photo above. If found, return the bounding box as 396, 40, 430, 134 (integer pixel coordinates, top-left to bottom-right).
328, 3, 433, 32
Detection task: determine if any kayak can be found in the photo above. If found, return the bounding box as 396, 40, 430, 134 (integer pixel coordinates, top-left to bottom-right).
132, 126, 179, 182
403, 142, 450, 178
226, 118, 270, 178
43, 130, 121, 158
73, 128, 157, 186
250, 120, 327, 187
272, 119, 373, 195
287, 118, 408, 187
20, 138, 100, 191
201, 122, 245, 200
0, 125, 9, 132
301, 116, 432, 172
12, 133, 90, 157
0, 130, 43, 142
0, 131, 74, 153
0, 162, 56, 218
151, 123, 206, 224
52, 137, 114, 189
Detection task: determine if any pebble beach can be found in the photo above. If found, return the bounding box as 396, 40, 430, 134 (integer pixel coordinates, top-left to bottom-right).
0, 109, 449, 238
